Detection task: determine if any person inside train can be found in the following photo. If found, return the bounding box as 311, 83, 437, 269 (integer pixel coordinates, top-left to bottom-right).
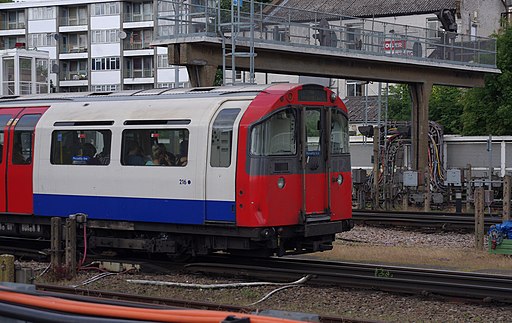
146, 145, 171, 166
12, 143, 27, 164
81, 143, 100, 165
125, 140, 145, 166
158, 143, 175, 166
177, 139, 188, 166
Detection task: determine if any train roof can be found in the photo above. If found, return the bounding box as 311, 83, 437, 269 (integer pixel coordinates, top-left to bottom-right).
0, 84, 293, 106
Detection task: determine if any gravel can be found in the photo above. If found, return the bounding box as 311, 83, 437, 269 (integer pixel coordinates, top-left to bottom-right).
20, 226, 512, 322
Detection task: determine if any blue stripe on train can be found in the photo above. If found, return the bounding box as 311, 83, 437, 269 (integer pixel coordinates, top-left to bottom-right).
33, 194, 236, 224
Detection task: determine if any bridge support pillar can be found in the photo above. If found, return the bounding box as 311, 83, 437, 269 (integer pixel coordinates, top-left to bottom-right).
409, 82, 432, 188
168, 43, 220, 87
186, 65, 218, 88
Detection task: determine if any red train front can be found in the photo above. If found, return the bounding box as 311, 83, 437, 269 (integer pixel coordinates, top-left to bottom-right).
236, 84, 353, 255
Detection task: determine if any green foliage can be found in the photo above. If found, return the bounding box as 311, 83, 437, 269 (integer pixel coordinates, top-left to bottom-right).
387, 84, 476, 135
386, 26, 512, 135
387, 84, 411, 121
429, 86, 464, 134
462, 25, 512, 135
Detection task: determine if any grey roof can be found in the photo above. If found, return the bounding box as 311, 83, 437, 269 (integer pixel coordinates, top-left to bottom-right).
345, 95, 381, 123
269, 0, 456, 19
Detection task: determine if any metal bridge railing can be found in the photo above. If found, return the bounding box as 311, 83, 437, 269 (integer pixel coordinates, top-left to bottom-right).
156, 0, 497, 69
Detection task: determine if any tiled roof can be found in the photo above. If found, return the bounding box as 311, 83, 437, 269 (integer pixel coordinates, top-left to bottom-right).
345, 95, 381, 123
269, 0, 456, 19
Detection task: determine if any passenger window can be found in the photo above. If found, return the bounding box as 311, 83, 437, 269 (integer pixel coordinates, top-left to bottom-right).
250, 109, 296, 156
0, 115, 12, 164
305, 109, 321, 156
51, 130, 111, 165
210, 108, 240, 167
12, 114, 41, 165
331, 110, 349, 154
121, 129, 189, 167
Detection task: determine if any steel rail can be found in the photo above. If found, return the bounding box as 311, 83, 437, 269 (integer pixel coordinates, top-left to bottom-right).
185, 257, 512, 303
352, 210, 502, 230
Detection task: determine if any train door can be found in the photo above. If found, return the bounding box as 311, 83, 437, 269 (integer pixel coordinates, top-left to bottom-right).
0, 108, 24, 212
301, 106, 329, 216
205, 102, 244, 222
7, 108, 46, 214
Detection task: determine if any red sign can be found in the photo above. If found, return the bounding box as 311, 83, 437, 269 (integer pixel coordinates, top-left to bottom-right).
384, 40, 406, 50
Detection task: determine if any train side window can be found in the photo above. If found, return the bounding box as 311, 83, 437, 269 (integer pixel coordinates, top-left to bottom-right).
210, 108, 240, 167
331, 110, 349, 154
50, 130, 111, 165
12, 114, 41, 165
121, 129, 189, 167
250, 109, 296, 156
0, 115, 12, 164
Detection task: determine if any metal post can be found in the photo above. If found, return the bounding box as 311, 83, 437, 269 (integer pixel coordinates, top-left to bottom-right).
51, 217, 62, 270
424, 166, 431, 212
65, 216, 77, 277
0, 254, 14, 282
503, 175, 511, 221
373, 126, 380, 209
474, 187, 485, 251
466, 164, 473, 213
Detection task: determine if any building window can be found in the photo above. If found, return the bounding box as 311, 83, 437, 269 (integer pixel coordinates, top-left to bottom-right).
92, 57, 120, 71
0, 36, 26, 50
346, 80, 364, 96
28, 7, 56, 20
91, 2, 120, 16
92, 84, 119, 92
91, 29, 119, 44
121, 129, 189, 166
60, 6, 87, 26
51, 130, 112, 165
124, 1, 153, 22
61, 33, 88, 53
28, 34, 57, 48
124, 57, 154, 78
124, 29, 153, 50
157, 54, 172, 68
60, 60, 88, 81
1, 10, 25, 30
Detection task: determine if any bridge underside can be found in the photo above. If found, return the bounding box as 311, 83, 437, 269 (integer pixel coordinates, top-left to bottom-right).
167, 40, 492, 183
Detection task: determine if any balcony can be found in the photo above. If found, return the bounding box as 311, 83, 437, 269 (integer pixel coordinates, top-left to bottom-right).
59, 6, 87, 27
0, 10, 25, 31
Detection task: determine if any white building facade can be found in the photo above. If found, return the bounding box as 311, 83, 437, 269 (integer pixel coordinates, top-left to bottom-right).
0, 0, 188, 92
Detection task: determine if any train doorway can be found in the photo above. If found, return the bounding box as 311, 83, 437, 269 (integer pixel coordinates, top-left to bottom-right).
301, 106, 329, 216
6, 108, 46, 214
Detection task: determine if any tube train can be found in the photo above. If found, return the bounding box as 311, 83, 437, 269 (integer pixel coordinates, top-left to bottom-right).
0, 83, 352, 257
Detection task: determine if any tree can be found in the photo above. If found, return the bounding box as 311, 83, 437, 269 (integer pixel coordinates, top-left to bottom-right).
387, 84, 463, 134
461, 25, 512, 135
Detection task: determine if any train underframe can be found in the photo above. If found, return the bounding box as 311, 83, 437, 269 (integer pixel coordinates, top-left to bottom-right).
0, 214, 353, 258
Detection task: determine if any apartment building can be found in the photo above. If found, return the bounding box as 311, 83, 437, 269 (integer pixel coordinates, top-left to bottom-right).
0, 0, 188, 92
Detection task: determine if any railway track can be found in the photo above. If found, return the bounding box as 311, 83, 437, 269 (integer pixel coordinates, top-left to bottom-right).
352, 209, 502, 230
185, 256, 512, 304
34, 283, 368, 323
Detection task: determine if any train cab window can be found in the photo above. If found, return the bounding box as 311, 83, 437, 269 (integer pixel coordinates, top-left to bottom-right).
121, 129, 189, 166
51, 130, 112, 165
12, 114, 41, 165
210, 108, 240, 167
305, 109, 321, 156
330, 110, 349, 154
0, 115, 12, 163
250, 108, 296, 156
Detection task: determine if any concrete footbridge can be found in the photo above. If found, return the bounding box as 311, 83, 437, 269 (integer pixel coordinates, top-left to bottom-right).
152, 0, 500, 179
